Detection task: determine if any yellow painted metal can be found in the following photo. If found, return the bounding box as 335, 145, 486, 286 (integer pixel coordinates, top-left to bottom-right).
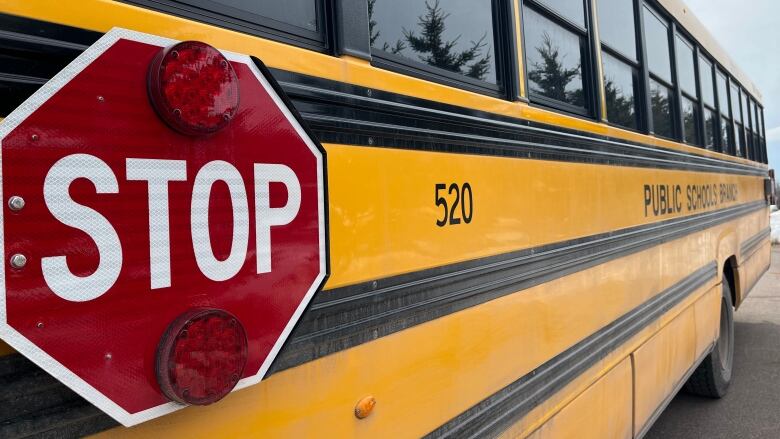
497, 284, 719, 439
0, 0, 764, 168
90, 217, 748, 438
693, 285, 721, 358
524, 357, 633, 439
326, 143, 764, 288
0, 341, 15, 357
740, 240, 772, 303
633, 305, 698, 433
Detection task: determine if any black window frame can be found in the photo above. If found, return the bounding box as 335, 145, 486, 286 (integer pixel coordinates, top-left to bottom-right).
369, 0, 515, 99
124, 0, 332, 53
520, 0, 599, 118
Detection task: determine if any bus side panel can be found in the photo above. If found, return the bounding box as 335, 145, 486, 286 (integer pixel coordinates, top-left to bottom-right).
632, 305, 698, 434
524, 357, 633, 439
693, 286, 722, 359
740, 241, 772, 302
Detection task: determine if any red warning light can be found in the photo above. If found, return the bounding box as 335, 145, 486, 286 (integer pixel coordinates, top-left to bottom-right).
156, 309, 248, 406
147, 41, 239, 135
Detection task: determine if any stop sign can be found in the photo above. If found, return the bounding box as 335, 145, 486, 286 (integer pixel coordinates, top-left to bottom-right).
0, 29, 327, 425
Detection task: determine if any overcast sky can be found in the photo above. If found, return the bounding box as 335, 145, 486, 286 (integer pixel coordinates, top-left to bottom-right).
683, 0, 779, 170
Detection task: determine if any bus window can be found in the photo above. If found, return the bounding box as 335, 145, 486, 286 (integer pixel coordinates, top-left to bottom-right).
523, 1, 589, 114
369, 0, 499, 86
698, 56, 717, 150
598, 0, 640, 130
716, 70, 734, 152
676, 35, 699, 145
730, 81, 743, 156
643, 6, 675, 139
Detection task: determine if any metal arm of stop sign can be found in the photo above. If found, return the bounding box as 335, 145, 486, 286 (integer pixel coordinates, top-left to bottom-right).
40, 153, 301, 302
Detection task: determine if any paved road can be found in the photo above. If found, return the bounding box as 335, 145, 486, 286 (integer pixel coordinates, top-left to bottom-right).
647, 246, 780, 439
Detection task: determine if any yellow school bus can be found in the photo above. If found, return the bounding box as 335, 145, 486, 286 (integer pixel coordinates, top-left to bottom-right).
0, 0, 772, 437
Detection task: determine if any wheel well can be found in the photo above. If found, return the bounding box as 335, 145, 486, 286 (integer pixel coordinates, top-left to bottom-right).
723, 256, 738, 308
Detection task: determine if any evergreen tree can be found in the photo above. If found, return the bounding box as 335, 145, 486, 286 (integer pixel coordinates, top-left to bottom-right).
604, 78, 635, 128
368, 0, 406, 54
402, 0, 491, 80
527, 32, 582, 105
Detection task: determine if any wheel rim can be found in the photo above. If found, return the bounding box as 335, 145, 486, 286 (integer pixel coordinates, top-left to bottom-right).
717, 296, 733, 372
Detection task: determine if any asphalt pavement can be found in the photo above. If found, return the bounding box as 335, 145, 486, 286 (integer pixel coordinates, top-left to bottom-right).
646, 246, 780, 439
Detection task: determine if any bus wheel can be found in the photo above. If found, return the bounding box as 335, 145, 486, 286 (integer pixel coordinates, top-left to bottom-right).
684, 275, 734, 398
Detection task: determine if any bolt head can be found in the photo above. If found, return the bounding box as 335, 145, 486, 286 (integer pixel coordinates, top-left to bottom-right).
10, 253, 27, 269
8, 196, 25, 211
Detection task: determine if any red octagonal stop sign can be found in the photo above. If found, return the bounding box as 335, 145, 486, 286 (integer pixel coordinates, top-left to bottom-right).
0, 29, 327, 425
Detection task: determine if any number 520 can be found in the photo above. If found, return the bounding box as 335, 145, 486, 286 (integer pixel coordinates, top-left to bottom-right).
435, 183, 473, 227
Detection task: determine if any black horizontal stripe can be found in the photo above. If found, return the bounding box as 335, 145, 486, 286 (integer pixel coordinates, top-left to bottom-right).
268, 201, 764, 374
270, 70, 767, 177
425, 261, 718, 439
740, 227, 771, 260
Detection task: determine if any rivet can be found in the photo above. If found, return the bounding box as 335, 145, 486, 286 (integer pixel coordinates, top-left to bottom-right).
10, 254, 27, 269
30, 134, 39, 141
221, 59, 228, 68
366, 89, 373, 97
8, 196, 25, 211
105, 352, 112, 360
355, 395, 376, 419
97, 95, 105, 103
172, 108, 182, 117
171, 50, 179, 59
36, 322, 44, 329
367, 137, 374, 145
371, 280, 378, 290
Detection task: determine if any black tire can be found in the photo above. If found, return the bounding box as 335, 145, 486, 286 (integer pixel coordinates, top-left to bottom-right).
684, 275, 735, 398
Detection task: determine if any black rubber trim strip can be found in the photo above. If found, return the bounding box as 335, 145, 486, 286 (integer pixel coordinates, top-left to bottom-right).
425, 261, 718, 439
740, 227, 771, 260
269, 201, 764, 374
270, 70, 767, 176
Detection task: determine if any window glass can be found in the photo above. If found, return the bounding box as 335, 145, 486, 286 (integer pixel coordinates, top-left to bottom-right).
750, 99, 758, 132
742, 91, 750, 130
524, 6, 586, 108
681, 96, 699, 144
602, 52, 638, 129
643, 7, 672, 82
703, 109, 716, 149
720, 117, 734, 152
675, 36, 696, 96
650, 79, 674, 138
535, 0, 585, 27
757, 105, 763, 135
370, 0, 497, 83
716, 72, 728, 115
729, 83, 741, 122
699, 56, 715, 107
597, 0, 636, 60
212, 0, 318, 31
734, 123, 744, 155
